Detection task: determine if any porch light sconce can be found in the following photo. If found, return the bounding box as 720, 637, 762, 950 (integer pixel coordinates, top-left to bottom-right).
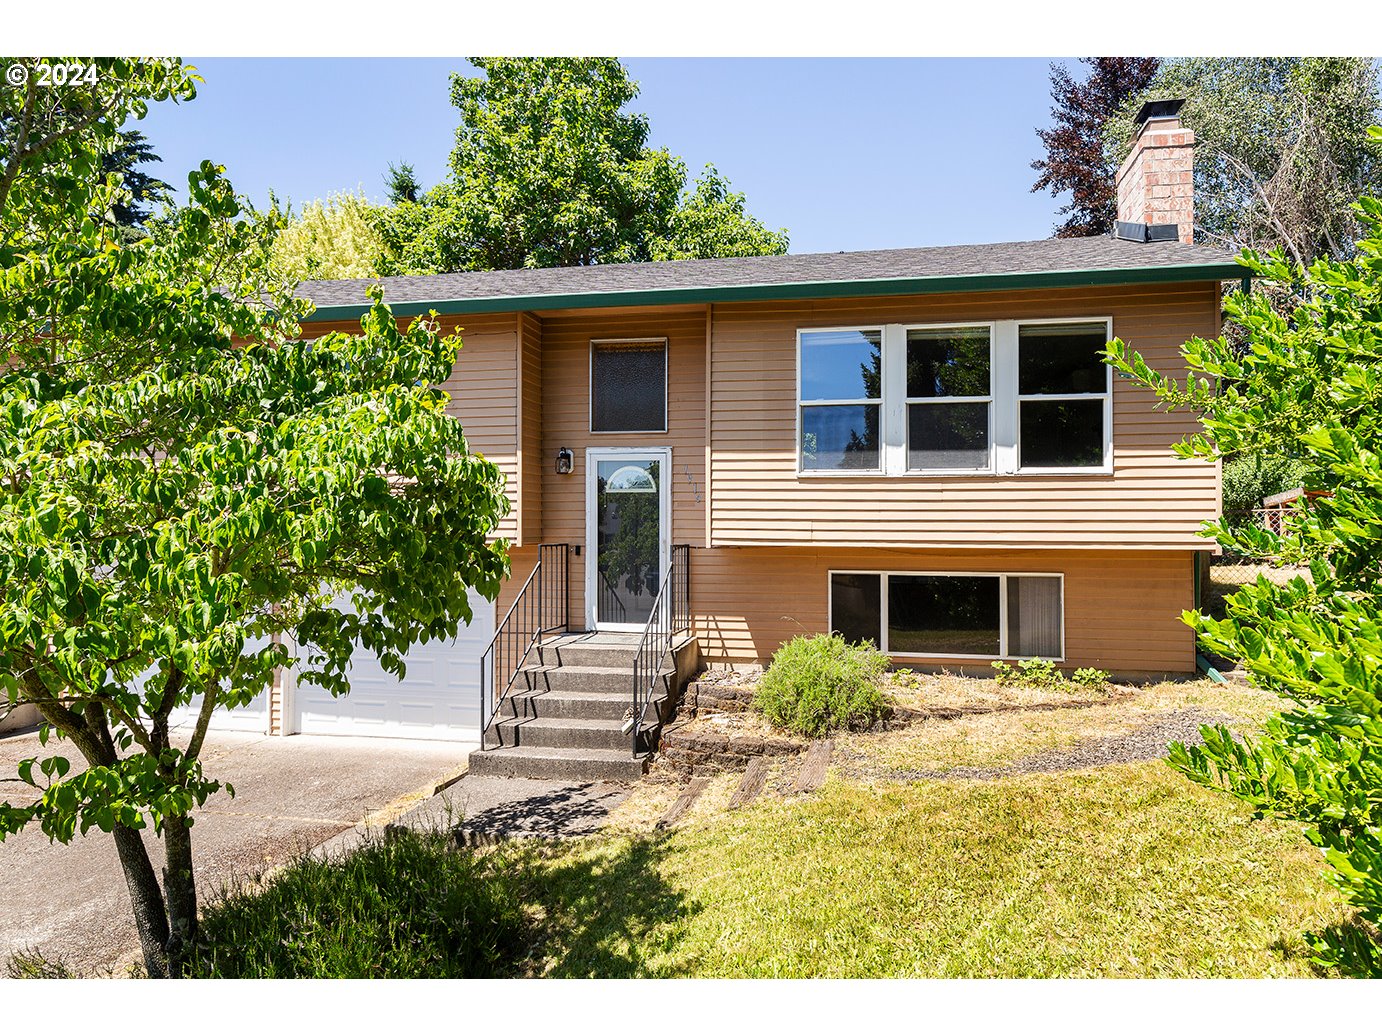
556, 447, 574, 475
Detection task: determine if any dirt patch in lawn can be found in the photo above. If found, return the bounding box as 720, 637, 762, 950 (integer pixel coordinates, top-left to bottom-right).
650, 673, 1280, 793
840, 706, 1233, 782
837, 677, 1276, 779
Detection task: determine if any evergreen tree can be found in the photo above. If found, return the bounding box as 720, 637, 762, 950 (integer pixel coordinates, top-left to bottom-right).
101, 128, 172, 229
385, 160, 420, 205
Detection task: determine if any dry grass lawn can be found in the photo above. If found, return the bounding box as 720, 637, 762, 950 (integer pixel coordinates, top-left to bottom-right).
523, 763, 1340, 977
509, 671, 1344, 978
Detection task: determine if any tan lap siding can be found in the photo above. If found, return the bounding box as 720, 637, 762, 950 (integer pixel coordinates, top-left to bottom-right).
687, 546, 1195, 676
436, 314, 520, 542
708, 283, 1221, 550
531, 306, 708, 625
518, 312, 544, 543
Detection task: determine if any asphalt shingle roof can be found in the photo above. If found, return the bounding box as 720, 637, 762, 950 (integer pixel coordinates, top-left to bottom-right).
297, 236, 1242, 318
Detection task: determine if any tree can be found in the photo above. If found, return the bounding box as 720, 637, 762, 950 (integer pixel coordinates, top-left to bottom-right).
1107, 57, 1382, 264
646, 165, 789, 261
1106, 155, 1382, 975
101, 128, 172, 230
385, 160, 420, 205
269, 189, 388, 281
1030, 57, 1161, 238
373, 57, 788, 274
0, 58, 510, 978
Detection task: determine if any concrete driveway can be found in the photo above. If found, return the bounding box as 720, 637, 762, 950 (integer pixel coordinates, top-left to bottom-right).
0, 730, 473, 977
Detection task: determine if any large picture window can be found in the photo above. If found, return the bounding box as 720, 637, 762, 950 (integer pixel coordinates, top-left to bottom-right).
591, 339, 667, 433
798, 328, 882, 471
796, 319, 1112, 475
829, 571, 1063, 659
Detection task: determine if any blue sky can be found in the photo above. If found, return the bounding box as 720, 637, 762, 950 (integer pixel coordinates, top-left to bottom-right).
138, 57, 1076, 255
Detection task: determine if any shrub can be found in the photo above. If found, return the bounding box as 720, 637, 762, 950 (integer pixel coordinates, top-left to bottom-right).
754, 633, 890, 737
188, 828, 527, 978
1221, 453, 1308, 521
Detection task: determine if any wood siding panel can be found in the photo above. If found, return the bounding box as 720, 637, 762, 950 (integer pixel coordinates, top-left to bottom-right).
518, 312, 544, 544
707, 283, 1222, 550
527, 309, 707, 625
498, 544, 1195, 677
687, 546, 1195, 676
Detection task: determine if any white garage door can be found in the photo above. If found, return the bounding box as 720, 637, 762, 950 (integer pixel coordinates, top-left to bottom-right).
291, 590, 494, 742
169, 690, 269, 734
166, 637, 272, 735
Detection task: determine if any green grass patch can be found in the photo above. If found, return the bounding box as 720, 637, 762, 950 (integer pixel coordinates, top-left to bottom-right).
189, 828, 527, 978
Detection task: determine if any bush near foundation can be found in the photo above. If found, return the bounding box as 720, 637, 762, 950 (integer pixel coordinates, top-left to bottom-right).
754, 634, 889, 738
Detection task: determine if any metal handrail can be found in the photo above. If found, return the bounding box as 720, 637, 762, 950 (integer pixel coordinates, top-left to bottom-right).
630, 544, 691, 756
479, 543, 568, 748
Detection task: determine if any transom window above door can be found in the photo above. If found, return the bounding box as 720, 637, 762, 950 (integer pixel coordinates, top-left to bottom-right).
591, 338, 668, 433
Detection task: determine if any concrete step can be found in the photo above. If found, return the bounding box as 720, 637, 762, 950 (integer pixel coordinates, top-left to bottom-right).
538, 635, 644, 668
520, 664, 672, 696
504, 687, 630, 721
485, 716, 633, 752
467, 744, 648, 782
536, 632, 694, 669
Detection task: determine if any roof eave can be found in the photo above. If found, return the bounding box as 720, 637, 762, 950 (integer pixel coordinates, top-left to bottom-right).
300, 259, 1247, 323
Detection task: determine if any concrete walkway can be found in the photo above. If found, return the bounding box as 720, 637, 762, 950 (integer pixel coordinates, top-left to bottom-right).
0, 730, 472, 977
392, 774, 632, 845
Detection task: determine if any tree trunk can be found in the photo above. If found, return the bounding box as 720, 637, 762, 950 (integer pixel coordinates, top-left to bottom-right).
111, 822, 172, 978
162, 814, 198, 978
27, 692, 174, 978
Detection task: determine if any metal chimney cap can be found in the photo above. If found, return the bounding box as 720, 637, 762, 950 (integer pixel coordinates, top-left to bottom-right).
1134, 97, 1186, 127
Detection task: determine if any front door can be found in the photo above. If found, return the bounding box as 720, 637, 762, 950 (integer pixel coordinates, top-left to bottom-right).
586, 448, 670, 631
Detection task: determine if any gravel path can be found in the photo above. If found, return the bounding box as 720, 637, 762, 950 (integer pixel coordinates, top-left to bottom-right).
844, 707, 1234, 782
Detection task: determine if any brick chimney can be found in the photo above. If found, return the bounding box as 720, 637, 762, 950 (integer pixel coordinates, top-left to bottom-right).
1115, 98, 1194, 244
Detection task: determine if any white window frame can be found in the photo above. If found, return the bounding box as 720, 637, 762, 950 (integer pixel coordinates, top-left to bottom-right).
901, 322, 996, 475
589, 337, 669, 435
827, 569, 1066, 661
1013, 317, 1114, 475
795, 326, 885, 475
795, 317, 1114, 477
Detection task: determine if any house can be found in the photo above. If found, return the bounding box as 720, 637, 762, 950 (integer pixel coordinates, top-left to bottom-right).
198, 100, 1235, 770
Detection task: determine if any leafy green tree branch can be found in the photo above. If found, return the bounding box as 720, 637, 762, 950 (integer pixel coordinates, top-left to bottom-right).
1106, 146, 1382, 973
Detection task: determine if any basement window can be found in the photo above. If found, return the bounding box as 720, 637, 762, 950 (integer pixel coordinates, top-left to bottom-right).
828, 571, 1064, 659
590, 339, 668, 433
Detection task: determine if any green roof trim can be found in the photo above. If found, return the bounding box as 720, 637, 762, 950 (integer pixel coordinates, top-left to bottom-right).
302, 259, 1248, 324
